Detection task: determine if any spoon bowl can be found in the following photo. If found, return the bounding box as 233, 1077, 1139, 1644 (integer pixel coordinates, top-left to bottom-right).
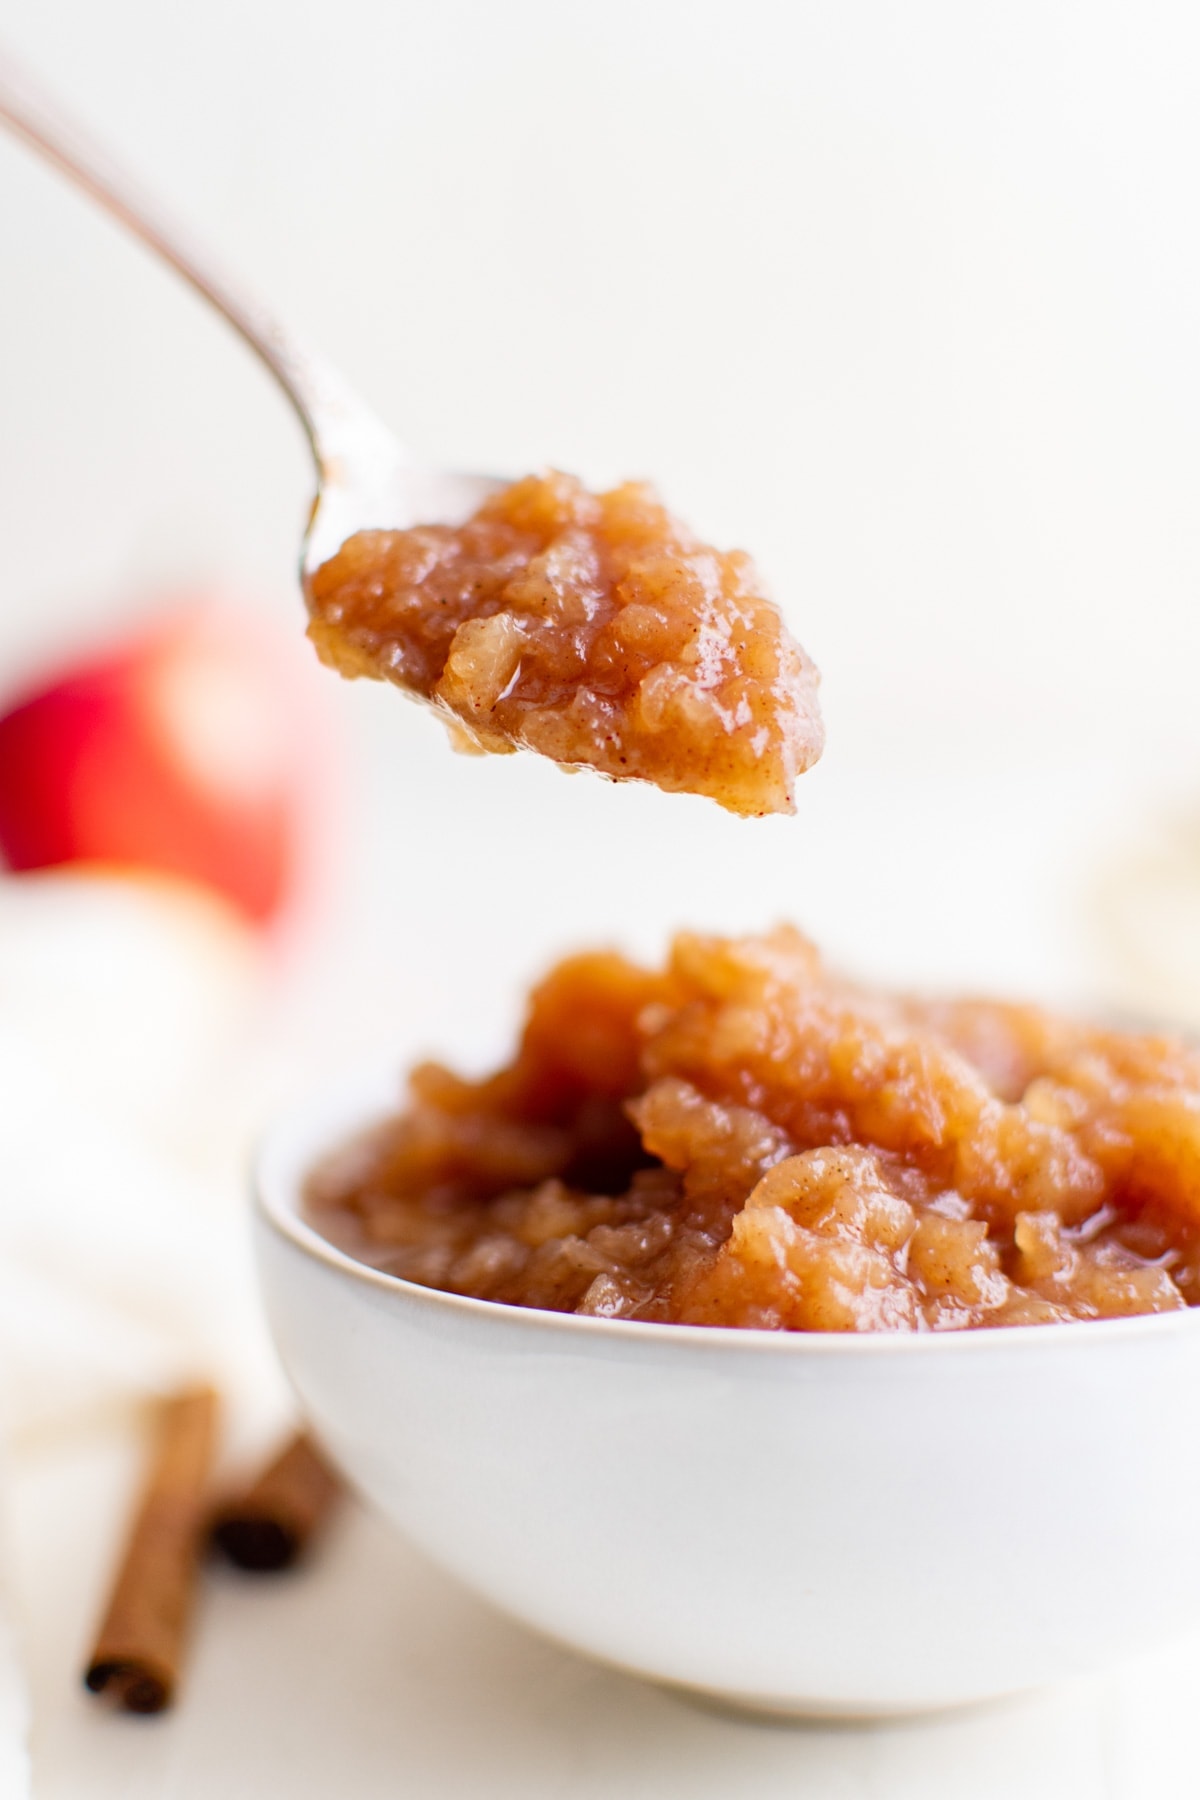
256, 1061, 1200, 1718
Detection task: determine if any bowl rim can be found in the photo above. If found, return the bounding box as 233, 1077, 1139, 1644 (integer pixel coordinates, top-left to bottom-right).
255, 1059, 1200, 1360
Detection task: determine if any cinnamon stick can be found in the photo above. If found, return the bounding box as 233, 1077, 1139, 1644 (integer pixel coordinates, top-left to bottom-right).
85, 1386, 218, 1714
210, 1430, 342, 1572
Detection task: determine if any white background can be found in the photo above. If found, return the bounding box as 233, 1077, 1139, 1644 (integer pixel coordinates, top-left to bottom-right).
5, 0, 1200, 1049
4, 3, 1200, 1794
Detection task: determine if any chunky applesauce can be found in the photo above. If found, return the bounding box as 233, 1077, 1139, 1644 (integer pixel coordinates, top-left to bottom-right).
306, 472, 823, 816
308, 929, 1200, 1332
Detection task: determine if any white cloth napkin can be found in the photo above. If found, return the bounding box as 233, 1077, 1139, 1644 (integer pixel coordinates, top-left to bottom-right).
0, 869, 289, 1789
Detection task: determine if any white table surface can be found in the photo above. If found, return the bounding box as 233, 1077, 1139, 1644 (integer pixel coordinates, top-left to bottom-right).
10, 1411, 1200, 1800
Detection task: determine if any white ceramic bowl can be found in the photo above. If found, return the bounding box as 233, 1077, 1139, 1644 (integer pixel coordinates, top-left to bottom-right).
255, 1066, 1200, 1717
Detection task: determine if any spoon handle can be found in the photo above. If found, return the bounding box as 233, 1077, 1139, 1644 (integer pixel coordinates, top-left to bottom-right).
0, 47, 398, 488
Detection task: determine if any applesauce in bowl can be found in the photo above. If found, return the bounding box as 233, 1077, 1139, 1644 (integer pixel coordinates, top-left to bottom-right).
255, 930, 1200, 1716
307, 928, 1200, 1333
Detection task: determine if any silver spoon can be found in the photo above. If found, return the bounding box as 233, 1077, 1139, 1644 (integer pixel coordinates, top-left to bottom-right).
0, 49, 499, 585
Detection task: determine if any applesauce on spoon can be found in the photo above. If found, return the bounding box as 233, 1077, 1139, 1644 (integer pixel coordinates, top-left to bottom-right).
307, 471, 823, 817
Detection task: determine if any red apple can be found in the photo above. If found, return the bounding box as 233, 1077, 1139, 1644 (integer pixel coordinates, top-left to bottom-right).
0, 604, 332, 928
